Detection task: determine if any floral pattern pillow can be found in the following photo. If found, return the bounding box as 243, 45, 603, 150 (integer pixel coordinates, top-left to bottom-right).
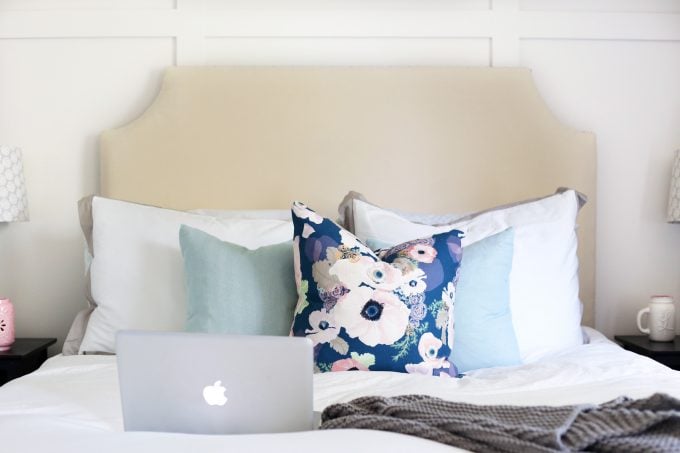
290, 202, 464, 376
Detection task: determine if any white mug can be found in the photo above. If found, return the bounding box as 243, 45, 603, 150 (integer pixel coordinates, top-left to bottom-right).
637, 295, 676, 342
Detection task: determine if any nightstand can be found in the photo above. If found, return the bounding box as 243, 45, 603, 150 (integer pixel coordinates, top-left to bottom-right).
0, 338, 57, 386
614, 335, 680, 371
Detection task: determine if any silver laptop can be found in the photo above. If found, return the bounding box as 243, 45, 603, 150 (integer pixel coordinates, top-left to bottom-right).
116, 331, 314, 434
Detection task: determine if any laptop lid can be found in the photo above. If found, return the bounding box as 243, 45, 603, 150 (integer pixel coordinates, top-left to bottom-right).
116, 331, 314, 434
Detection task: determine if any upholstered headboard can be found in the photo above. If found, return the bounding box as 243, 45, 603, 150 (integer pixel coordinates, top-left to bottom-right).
100, 67, 596, 326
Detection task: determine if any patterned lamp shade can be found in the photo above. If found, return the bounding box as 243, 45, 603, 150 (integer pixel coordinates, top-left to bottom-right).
0, 145, 29, 222
669, 150, 680, 223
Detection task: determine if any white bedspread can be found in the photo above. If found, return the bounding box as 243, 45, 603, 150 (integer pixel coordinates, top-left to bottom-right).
1, 328, 679, 453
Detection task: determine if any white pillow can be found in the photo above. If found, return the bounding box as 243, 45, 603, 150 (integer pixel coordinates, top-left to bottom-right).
79, 197, 293, 354
188, 208, 290, 221
351, 189, 585, 363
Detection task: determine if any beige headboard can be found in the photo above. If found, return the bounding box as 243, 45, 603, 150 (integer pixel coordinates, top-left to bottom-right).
100, 66, 596, 326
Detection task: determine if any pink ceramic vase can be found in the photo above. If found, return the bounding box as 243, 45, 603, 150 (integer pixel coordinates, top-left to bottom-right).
0, 298, 15, 352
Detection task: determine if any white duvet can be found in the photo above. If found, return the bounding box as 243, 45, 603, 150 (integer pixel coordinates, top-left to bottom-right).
1, 328, 679, 453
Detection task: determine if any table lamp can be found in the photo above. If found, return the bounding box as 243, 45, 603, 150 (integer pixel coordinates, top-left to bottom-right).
669, 150, 680, 223
0, 145, 29, 351
0, 145, 29, 223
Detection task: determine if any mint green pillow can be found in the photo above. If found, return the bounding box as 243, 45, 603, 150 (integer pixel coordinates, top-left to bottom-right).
179, 225, 297, 336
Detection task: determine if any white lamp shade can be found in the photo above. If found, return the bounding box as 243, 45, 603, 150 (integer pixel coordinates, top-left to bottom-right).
669, 150, 680, 223
0, 145, 29, 222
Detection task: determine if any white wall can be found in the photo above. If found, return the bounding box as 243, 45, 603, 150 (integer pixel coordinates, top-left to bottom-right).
0, 0, 679, 353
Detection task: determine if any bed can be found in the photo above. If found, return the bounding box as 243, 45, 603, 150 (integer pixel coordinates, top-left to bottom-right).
1, 67, 679, 451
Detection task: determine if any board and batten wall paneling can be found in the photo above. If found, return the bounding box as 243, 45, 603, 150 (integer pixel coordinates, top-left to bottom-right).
0, 0, 678, 352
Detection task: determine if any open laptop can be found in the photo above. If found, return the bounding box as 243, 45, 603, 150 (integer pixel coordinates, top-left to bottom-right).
116, 331, 314, 435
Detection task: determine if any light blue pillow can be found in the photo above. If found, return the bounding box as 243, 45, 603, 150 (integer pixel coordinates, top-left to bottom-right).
368, 228, 520, 373
179, 225, 297, 336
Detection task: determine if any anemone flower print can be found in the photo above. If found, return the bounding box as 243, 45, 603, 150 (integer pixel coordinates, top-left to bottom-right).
330, 256, 402, 292
399, 268, 427, 296
364, 261, 402, 291
418, 332, 446, 365
331, 357, 369, 372
405, 333, 449, 375
305, 309, 339, 345
329, 255, 376, 290
406, 243, 437, 263
333, 287, 410, 347
442, 282, 456, 308
290, 201, 464, 375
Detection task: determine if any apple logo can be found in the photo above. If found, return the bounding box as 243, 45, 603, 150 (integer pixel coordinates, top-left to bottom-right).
202, 380, 228, 406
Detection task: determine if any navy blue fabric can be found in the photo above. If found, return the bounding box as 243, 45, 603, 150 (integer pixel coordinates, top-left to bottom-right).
290, 202, 463, 375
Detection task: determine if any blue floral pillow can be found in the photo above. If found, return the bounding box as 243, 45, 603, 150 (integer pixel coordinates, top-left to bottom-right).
290, 202, 464, 376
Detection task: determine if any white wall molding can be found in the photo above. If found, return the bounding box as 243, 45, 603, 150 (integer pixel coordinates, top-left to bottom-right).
520, 12, 680, 41
0, 10, 180, 38
175, 0, 205, 65
491, 0, 520, 66
1, 4, 678, 68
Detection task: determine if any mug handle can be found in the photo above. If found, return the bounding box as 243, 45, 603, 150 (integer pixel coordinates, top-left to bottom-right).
637, 307, 651, 334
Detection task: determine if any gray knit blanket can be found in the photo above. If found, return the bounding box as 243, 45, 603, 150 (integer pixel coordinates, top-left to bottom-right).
320, 393, 680, 452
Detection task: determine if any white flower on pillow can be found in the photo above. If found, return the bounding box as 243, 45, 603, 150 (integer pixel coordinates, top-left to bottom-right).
312, 259, 342, 292
329, 255, 374, 290
305, 309, 339, 345
441, 282, 456, 308
418, 332, 445, 365
339, 229, 364, 250
302, 224, 315, 238
292, 202, 324, 224
333, 287, 410, 347
330, 257, 402, 292
365, 262, 403, 291
405, 333, 450, 375
399, 269, 427, 296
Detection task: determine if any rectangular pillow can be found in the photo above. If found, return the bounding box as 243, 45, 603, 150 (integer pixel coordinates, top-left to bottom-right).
344, 189, 586, 363
338, 191, 464, 232
64, 199, 291, 355
61, 307, 94, 356
179, 225, 297, 336
79, 196, 293, 354
188, 208, 290, 221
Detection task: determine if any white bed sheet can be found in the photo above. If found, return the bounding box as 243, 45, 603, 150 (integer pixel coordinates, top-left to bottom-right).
1, 328, 679, 453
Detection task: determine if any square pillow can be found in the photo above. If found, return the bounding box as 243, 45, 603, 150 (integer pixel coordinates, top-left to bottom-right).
179, 225, 297, 336
290, 202, 463, 376
342, 189, 585, 363
79, 196, 293, 354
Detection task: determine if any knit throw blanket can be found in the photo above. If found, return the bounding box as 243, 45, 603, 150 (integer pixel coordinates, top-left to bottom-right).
320, 393, 680, 452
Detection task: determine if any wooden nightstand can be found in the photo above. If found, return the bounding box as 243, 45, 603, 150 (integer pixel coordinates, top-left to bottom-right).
0, 338, 57, 386
614, 335, 680, 371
